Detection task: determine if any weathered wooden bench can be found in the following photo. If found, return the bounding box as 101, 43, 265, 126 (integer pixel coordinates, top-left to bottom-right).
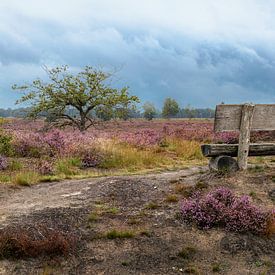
201, 104, 275, 171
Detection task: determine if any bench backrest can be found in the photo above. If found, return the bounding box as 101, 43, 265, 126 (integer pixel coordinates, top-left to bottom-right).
214, 104, 275, 132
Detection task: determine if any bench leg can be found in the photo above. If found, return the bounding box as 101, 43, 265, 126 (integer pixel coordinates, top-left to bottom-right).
209, 156, 239, 172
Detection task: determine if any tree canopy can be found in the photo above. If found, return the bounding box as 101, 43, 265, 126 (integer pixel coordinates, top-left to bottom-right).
162, 97, 180, 118
143, 102, 157, 120
13, 65, 139, 131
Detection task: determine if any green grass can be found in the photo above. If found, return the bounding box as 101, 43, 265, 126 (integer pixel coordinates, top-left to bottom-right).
212, 263, 222, 273
0, 174, 11, 183
145, 202, 160, 210
55, 158, 81, 176
105, 229, 135, 239
0, 138, 208, 186
8, 160, 22, 171
178, 246, 197, 259
12, 172, 40, 186
165, 194, 179, 203
88, 212, 99, 222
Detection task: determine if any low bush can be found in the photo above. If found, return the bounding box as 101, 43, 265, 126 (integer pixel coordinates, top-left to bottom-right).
0, 225, 76, 259
0, 132, 14, 156
80, 149, 103, 168
181, 187, 275, 235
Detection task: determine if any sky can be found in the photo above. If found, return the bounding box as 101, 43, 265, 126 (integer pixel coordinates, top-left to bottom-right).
1, 0, 275, 109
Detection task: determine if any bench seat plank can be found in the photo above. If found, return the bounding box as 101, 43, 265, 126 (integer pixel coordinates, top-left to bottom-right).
201, 143, 275, 157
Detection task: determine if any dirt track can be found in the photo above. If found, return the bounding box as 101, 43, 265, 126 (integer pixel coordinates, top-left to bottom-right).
0, 167, 205, 225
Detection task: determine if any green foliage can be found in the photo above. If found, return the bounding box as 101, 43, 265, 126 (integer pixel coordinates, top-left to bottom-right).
13, 65, 139, 131
13, 172, 39, 186
105, 229, 135, 239
55, 158, 80, 176
8, 160, 22, 171
212, 263, 222, 272
143, 102, 157, 120
162, 97, 180, 118
178, 246, 197, 259
0, 132, 14, 156
145, 202, 159, 210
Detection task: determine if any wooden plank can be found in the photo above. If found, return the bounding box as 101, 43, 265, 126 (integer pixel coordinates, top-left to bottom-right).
201, 143, 275, 157
237, 104, 255, 170
214, 104, 275, 132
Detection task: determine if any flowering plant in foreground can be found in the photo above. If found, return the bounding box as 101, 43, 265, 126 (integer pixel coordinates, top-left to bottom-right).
181, 187, 274, 235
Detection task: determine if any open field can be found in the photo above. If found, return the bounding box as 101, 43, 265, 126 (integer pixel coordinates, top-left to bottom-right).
0, 118, 216, 185
0, 118, 274, 274
0, 118, 274, 185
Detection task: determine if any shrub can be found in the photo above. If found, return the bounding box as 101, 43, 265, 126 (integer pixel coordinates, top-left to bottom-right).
0, 132, 14, 156
0, 225, 76, 259
80, 149, 103, 168
0, 155, 8, 171
181, 187, 274, 235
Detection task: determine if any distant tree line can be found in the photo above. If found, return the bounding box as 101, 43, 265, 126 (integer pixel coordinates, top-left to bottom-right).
142, 98, 214, 120
0, 100, 214, 120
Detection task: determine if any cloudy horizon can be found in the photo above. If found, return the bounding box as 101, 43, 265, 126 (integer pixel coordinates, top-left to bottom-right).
1, 0, 275, 109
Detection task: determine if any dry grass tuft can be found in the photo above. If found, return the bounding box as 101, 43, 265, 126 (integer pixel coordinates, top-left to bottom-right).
0, 225, 77, 259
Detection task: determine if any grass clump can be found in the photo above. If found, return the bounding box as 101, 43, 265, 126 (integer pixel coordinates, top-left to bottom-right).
0, 175, 11, 183
249, 165, 265, 173
105, 229, 135, 239
212, 263, 222, 272
105, 207, 120, 214
12, 172, 40, 186
165, 194, 179, 203
55, 158, 80, 176
178, 246, 197, 259
88, 212, 99, 223
184, 266, 199, 274
8, 160, 22, 171
145, 202, 160, 210
100, 141, 171, 170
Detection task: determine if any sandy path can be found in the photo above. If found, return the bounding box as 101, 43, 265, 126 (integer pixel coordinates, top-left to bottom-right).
0, 166, 206, 226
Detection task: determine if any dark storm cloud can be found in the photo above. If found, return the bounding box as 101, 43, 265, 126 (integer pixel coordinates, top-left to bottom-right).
1, 0, 275, 107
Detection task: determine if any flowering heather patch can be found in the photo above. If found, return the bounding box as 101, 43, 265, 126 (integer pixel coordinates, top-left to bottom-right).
214, 132, 239, 144
80, 149, 103, 168
12, 129, 97, 158
181, 187, 274, 235
162, 123, 214, 142
119, 130, 164, 148
0, 155, 8, 170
